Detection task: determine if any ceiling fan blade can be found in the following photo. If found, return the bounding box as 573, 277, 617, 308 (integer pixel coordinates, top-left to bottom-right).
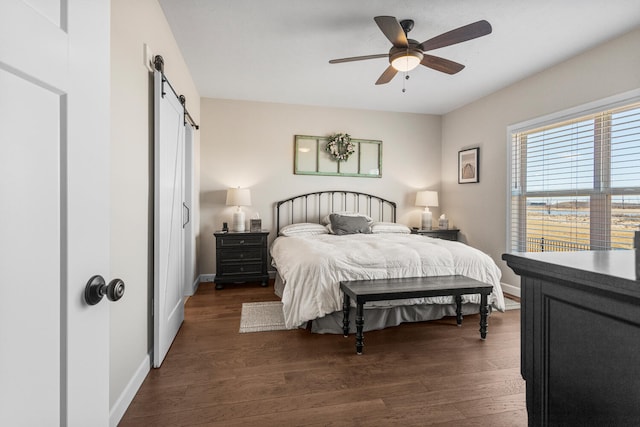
329, 53, 388, 64
420, 54, 465, 74
374, 16, 408, 48
375, 65, 398, 85
419, 20, 492, 52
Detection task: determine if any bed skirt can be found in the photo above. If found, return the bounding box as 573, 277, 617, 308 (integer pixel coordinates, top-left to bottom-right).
274, 273, 487, 334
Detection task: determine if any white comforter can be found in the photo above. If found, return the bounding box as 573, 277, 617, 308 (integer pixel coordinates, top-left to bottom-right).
270, 233, 505, 328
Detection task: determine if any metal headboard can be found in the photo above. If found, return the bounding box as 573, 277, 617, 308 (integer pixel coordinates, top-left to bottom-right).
276, 190, 397, 234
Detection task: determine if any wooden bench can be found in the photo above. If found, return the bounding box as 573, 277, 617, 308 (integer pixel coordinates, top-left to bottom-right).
340, 275, 493, 354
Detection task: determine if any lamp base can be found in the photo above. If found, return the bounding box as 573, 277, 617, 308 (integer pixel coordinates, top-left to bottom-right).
232, 210, 245, 232
421, 210, 433, 230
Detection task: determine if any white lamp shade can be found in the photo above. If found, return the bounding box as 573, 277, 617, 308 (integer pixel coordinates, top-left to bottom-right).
415, 191, 439, 207
226, 187, 251, 207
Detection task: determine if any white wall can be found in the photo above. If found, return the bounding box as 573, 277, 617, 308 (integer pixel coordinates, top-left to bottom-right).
110, 0, 200, 418
199, 99, 441, 274
441, 27, 640, 289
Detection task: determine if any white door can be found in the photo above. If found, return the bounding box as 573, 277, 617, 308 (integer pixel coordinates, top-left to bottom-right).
0, 0, 110, 426
184, 124, 196, 295
153, 70, 185, 367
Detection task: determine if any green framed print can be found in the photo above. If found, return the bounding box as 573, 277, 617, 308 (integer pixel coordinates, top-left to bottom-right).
294, 135, 382, 178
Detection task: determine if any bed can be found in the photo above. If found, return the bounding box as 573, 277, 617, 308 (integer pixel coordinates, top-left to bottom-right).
271, 191, 505, 333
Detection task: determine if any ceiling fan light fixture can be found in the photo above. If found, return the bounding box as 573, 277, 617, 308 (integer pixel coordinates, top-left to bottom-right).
390, 50, 423, 72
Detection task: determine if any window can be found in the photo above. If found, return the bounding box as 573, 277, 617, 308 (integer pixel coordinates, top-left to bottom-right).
509, 100, 640, 252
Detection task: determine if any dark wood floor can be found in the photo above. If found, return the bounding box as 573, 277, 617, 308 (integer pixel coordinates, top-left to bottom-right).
120, 282, 526, 426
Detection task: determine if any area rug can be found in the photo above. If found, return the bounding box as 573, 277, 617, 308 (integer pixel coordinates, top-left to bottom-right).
239, 301, 288, 333
504, 297, 520, 311
240, 297, 520, 333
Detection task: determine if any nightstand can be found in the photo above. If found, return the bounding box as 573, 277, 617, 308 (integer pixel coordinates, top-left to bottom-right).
412, 228, 460, 241
213, 230, 269, 289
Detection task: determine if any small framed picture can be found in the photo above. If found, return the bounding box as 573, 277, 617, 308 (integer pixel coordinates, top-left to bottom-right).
458, 147, 479, 184
250, 219, 262, 232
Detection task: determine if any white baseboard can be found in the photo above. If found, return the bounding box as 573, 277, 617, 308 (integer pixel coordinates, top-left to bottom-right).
183, 276, 201, 296
110, 352, 151, 427
199, 273, 216, 283
501, 281, 521, 298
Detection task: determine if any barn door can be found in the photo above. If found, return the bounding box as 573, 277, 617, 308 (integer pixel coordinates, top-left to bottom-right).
0, 0, 110, 425
184, 124, 196, 295
153, 69, 186, 367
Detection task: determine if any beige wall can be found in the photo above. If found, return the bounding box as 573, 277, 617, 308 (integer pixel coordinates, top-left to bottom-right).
441, 28, 640, 288
199, 99, 441, 274
110, 0, 200, 412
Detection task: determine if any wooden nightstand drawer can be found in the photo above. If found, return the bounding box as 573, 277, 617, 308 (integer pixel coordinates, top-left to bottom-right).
217, 234, 265, 248
219, 248, 262, 263
218, 262, 263, 276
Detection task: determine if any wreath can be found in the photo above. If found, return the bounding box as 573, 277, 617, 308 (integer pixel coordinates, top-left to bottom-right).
325, 133, 355, 161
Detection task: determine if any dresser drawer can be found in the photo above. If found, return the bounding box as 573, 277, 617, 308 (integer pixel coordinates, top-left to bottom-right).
219, 248, 262, 263
218, 262, 263, 276
217, 234, 265, 248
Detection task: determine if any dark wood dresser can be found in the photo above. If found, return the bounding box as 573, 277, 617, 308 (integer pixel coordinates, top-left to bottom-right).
503, 250, 640, 426
213, 230, 269, 289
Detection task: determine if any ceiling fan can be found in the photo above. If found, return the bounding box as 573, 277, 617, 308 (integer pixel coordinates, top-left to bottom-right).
329, 16, 492, 85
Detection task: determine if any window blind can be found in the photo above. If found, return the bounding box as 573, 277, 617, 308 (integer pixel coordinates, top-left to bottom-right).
510, 102, 640, 252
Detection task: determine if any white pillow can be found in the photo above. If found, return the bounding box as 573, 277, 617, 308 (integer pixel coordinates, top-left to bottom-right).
320, 211, 373, 225
279, 222, 329, 237
370, 222, 411, 234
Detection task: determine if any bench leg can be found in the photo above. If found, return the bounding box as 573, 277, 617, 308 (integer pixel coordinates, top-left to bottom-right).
356, 303, 364, 355
342, 294, 350, 337
479, 292, 489, 340
455, 295, 463, 326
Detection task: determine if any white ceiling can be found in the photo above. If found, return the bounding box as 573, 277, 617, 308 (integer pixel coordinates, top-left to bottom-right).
158, 0, 640, 115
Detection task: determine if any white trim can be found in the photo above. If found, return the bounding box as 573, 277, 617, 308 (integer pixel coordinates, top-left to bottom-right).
501, 281, 521, 298
199, 273, 216, 283
183, 274, 200, 296
505, 126, 514, 253
505, 88, 640, 252
109, 353, 151, 427
507, 88, 640, 134
189, 276, 200, 295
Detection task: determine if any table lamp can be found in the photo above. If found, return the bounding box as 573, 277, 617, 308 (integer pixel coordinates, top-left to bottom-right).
226, 187, 251, 232
415, 190, 438, 230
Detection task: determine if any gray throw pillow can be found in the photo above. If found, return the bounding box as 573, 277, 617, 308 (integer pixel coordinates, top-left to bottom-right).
329, 214, 372, 235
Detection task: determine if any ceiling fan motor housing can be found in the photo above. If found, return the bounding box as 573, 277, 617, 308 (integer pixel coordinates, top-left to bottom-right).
389, 40, 423, 67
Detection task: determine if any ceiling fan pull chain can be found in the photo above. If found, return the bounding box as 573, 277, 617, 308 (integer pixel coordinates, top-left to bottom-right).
402, 72, 409, 93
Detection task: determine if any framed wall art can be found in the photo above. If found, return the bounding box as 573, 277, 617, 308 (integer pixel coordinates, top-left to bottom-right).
250, 218, 262, 232
458, 147, 479, 184
294, 134, 382, 178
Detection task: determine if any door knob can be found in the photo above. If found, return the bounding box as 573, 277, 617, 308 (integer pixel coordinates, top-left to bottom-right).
84, 275, 125, 305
